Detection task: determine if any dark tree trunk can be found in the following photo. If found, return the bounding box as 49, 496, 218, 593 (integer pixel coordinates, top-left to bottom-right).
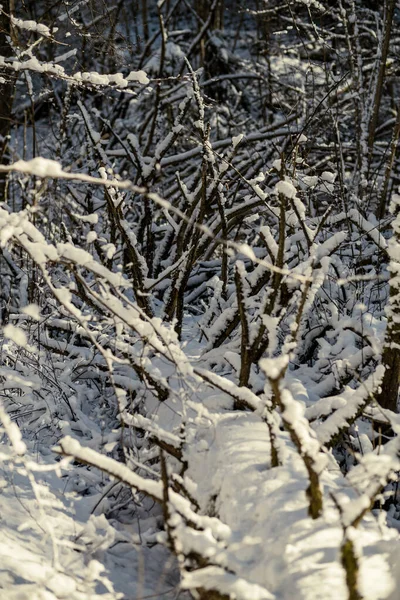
0, 0, 16, 200
376, 349, 400, 412
376, 202, 400, 414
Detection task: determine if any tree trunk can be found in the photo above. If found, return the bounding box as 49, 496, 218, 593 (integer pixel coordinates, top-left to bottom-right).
0, 0, 16, 201
368, 0, 396, 154
376, 196, 400, 413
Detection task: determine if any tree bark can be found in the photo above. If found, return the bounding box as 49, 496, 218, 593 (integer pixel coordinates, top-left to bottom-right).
368, 0, 396, 154
376, 197, 400, 413
0, 0, 16, 200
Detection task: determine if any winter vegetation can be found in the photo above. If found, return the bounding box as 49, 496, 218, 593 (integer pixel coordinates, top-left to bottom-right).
1, 0, 400, 598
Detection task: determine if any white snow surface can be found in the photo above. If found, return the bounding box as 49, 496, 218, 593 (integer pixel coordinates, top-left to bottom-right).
0, 443, 182, 600
275, 179, 297, 199
1, 318, 399, 600
184, 411, 399, 600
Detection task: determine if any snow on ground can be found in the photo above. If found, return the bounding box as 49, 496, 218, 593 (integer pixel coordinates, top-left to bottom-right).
2, 408, 400, 600
0, 442, 183, 600
0, 319, 400, 600
185, 409, 400, 600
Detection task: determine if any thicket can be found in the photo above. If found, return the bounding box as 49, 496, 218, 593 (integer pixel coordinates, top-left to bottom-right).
1, 1, 400, 599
